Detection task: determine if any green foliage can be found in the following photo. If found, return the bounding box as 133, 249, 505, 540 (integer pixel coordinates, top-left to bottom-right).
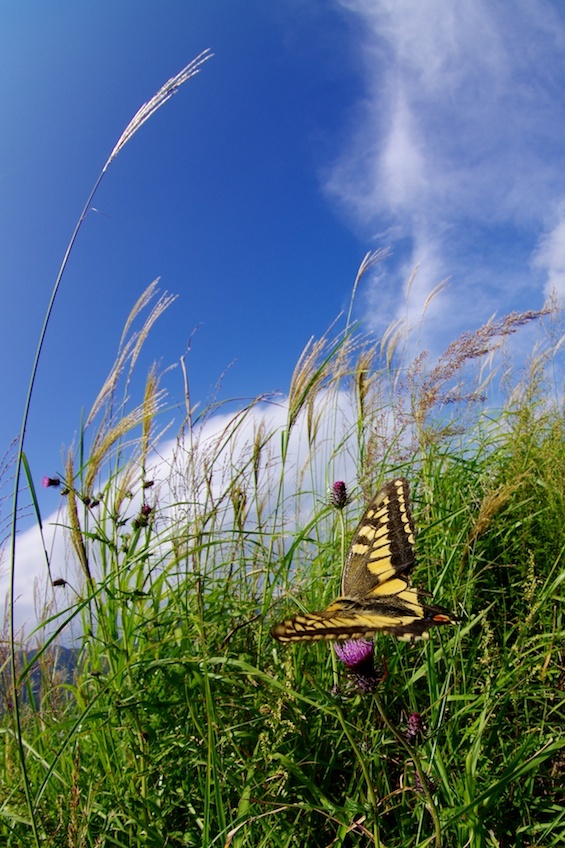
3, 292, 565, 848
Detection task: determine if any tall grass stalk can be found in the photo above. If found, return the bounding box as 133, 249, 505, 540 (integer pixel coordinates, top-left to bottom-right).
5, 52, 211, 848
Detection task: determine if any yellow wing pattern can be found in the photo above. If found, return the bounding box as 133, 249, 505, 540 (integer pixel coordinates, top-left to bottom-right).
271, 478, 457, 642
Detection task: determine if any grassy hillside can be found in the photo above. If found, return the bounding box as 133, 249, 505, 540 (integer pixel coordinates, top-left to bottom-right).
2, 288, 564, 848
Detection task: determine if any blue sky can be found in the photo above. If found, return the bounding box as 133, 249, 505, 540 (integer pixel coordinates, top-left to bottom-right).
2, 0, 565, 532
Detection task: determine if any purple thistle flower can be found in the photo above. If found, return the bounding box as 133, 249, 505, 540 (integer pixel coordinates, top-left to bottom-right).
42, 476, 60, 488
404, 712, 424, 745
334, 639, 373, 666
132, 503, 153, 529
334, 639, 382, 693
413, 770, 436, 795
330, 480, 350, 510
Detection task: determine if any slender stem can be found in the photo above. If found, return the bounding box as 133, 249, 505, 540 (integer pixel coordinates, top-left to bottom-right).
334, 702, 382, 847
330, 506, 348, 689
8, 55, 211, 838
8, 171, 105, 848
373, 691, 442, 848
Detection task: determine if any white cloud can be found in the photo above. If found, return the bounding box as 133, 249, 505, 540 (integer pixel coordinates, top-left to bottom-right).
379, 94, 429, 215
327, 0, 565, 333
1, 515, 75, 642
1, 394, 361, 640
532, 206, 565, 299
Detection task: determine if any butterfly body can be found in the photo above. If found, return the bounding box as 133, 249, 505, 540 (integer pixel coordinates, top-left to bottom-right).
271, 478, 457, 643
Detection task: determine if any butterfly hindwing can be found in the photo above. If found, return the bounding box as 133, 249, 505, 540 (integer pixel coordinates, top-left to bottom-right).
271, 477, 457, 643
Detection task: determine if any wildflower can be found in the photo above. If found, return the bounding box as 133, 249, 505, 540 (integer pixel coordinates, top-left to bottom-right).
334, 639, 381, 693
330, 480, 350, 510
404, 712, 424, 745
132, 503, 153, 529
42, 476, 60, 488
413, 770, 436, 795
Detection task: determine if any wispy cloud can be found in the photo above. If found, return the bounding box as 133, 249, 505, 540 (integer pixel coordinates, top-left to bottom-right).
532, 204, 565, 298
328, 0, 565, 332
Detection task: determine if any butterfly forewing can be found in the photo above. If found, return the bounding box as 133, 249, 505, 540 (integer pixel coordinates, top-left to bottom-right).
271, 477, 458, 643
341, 478, 415, 598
